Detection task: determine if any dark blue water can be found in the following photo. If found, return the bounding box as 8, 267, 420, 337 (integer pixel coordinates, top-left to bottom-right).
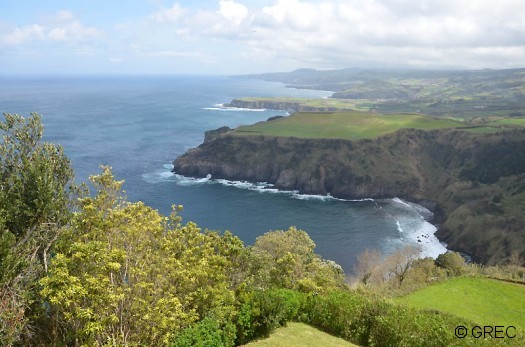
0, 75, 446, 272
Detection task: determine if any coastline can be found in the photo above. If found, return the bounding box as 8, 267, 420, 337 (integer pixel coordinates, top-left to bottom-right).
166, 166, 448, 259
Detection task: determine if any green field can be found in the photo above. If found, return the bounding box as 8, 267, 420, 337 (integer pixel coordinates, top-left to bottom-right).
235, 111, 464, 140
396, 277, 525, 330
244, 322, 358, 347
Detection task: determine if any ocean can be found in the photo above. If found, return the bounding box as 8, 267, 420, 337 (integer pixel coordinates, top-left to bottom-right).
0, 75, 447, 273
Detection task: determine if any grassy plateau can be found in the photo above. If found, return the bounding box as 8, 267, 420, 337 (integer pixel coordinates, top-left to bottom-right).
234, 110, 525, 140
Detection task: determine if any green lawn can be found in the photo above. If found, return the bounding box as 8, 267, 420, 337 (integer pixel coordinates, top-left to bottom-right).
235, 111, 463, 140
396, 277, 525, 330
243, 322, 358, 347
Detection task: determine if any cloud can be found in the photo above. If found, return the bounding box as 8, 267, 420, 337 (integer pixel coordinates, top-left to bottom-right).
145, 50, 203, 58
218, 1, 248, 26
47, 21, 101, 41
55, 10, 75, 22
1, 11, 101, 46
3, 1, 525, 73
1, 24, 46, 45
149, 3, 187, 24
231, 0, 525, 69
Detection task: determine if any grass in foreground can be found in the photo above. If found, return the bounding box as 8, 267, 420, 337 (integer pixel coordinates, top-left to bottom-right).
396, 277, 525, 330
235, 111, 463, 140
243, 322, 358, 347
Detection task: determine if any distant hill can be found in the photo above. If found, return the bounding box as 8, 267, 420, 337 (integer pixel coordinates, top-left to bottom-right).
236, 68, 525, 118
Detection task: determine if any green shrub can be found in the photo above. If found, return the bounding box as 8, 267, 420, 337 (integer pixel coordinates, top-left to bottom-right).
171, 317, 236, 347
235, 289, 306, 345
302, 291, 371, 343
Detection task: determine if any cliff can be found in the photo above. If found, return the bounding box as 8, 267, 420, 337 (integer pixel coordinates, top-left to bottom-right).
173, 128, 525, 265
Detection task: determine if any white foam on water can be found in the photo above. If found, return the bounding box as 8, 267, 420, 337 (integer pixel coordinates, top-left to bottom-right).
173, 173, 212, 186
292, 193, 334, 201
141, 165, 176, 184
386, 197, 447, 258
144, 166, 378, 203
203, 103, 267, 112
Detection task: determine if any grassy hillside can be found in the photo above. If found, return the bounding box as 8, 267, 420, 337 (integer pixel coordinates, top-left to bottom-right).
396, 277, 525, 330
234, 110, 525, 140
244, 322, 358, 347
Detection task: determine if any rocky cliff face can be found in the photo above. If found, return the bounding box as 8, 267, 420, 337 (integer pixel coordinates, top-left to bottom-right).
173, 128, 525, 265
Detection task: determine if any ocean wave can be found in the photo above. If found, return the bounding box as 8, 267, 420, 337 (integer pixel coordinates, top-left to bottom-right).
384, 198, 447, 258
144, 166, 378, 204
395, 220, 403, 233
292, 193, 335, 201
391, 197, 434, 220
203, 103, 267, 112
173, 173, 212, 186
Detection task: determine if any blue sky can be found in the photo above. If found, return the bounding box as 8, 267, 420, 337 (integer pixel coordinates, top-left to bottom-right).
1, 0, 524, 75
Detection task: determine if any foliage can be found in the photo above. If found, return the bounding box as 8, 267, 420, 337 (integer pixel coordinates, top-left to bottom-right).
251, 227, 345, 292
170, 316, 236, 347
436, 252, 467, 276
40, 167, 239, 346
0, 113, 74, 346
235, 289, 306, 345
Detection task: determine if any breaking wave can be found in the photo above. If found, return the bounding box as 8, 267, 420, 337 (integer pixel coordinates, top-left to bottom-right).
143, 166, 447, 258
384, 198, 447, 259
203, 103, 266, 112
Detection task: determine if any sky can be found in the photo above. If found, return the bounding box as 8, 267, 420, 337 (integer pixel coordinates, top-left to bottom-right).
1, 0, 525, 75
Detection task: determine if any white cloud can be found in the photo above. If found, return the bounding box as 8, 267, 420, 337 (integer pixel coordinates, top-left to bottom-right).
218, 1, 248, 26
4, 1, 525, 73
109, 57, 123, 63
1, 11, 101, 46
55, 10, 75, 22
146, 50, 203, 58
129, 0, 525, 70
261, 0, 319, 30
1, 24, 45, 45
149, 3, 187, 24
48, 21, 101, 41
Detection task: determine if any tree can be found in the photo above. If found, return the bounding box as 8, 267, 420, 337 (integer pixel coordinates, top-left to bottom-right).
435, 251, 466, 276
251, 227, 345, 292
40, 167, 240, 346
354, 249, 383, 285
385, 246, 421, 286
0, 113, 74, 346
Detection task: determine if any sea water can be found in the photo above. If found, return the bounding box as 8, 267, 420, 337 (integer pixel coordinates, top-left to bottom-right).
0, 75, 447, 273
